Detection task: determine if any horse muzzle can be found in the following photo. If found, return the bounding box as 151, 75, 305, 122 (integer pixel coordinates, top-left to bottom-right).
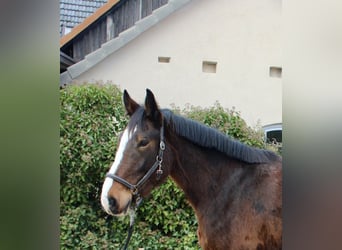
101, 194, 132, 216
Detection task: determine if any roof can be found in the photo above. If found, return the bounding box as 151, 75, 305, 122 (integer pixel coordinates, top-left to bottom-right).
60, 0, 108, 35
60, 51, 77, 73
60, 0, 192, 87
60, 0, 120, 47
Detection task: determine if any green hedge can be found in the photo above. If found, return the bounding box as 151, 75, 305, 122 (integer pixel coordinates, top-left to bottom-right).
60, 83, 272, 249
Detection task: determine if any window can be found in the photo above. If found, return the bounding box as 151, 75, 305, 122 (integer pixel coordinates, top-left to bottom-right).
202, 61, 217, 73
263, 123, 282, 143
158, 56, 170, 63
269, 66, 282, 78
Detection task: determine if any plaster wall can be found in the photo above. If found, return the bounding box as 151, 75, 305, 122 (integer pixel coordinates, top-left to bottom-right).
77, 0, 282, 127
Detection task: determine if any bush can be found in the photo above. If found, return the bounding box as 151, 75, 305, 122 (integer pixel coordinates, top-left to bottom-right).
60, 83, 129, 249
60, 83, 273, 249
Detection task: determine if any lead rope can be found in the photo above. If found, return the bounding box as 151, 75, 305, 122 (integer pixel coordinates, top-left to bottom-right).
121, 214, 134, 250
121, 197, 143, 250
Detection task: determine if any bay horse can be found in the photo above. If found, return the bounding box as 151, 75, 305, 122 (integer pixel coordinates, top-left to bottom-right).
101, 89, 282, 249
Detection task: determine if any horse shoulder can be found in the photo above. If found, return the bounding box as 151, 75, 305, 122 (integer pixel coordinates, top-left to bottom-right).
198, 161, 282, 249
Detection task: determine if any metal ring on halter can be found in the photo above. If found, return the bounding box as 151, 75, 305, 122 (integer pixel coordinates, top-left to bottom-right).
131, 186, 139, 196
156, 155, 163, 164
160, 141, 165, 150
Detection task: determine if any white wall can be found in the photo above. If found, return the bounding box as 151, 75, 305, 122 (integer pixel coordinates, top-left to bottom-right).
77, 0, 282, 127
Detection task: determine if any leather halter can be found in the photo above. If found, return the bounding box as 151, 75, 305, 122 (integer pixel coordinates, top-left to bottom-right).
105, 120, 165, 206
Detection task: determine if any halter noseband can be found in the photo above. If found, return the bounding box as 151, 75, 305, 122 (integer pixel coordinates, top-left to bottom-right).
105, 120, 165, 205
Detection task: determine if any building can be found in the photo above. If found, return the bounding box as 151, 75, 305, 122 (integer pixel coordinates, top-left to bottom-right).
60, 0, 282, 140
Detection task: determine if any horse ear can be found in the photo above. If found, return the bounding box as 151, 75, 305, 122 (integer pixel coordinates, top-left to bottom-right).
123, 90, 140, 116
144, 89, 162, 126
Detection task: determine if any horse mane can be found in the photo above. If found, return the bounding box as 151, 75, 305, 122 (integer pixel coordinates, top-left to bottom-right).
161, 109, 279, 164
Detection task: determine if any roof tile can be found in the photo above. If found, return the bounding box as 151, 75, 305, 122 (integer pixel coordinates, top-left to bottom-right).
60, 0, 108, 33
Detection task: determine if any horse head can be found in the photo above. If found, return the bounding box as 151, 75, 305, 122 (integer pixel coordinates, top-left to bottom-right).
101, 89, 171, 216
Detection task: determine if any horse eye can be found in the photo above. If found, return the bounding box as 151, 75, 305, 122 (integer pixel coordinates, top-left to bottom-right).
137, 138, 149, 148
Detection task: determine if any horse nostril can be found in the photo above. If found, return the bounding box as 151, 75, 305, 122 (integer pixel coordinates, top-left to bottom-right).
108, 196, 118, 214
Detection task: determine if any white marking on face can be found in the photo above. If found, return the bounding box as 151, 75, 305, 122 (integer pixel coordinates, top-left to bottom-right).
100, 126, 136, 214
130, 125, 137, 138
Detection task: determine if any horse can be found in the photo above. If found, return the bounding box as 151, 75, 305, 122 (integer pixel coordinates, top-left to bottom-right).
101, 89, 282, 250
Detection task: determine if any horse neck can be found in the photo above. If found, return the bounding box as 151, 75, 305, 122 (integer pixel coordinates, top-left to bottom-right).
167, 135, 241, 211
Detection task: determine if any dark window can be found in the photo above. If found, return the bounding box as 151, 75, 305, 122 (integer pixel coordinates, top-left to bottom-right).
269, 66, 282, 78
158, 56, 170, 63
266, 130, 282, 143
202, 61, 217, 73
